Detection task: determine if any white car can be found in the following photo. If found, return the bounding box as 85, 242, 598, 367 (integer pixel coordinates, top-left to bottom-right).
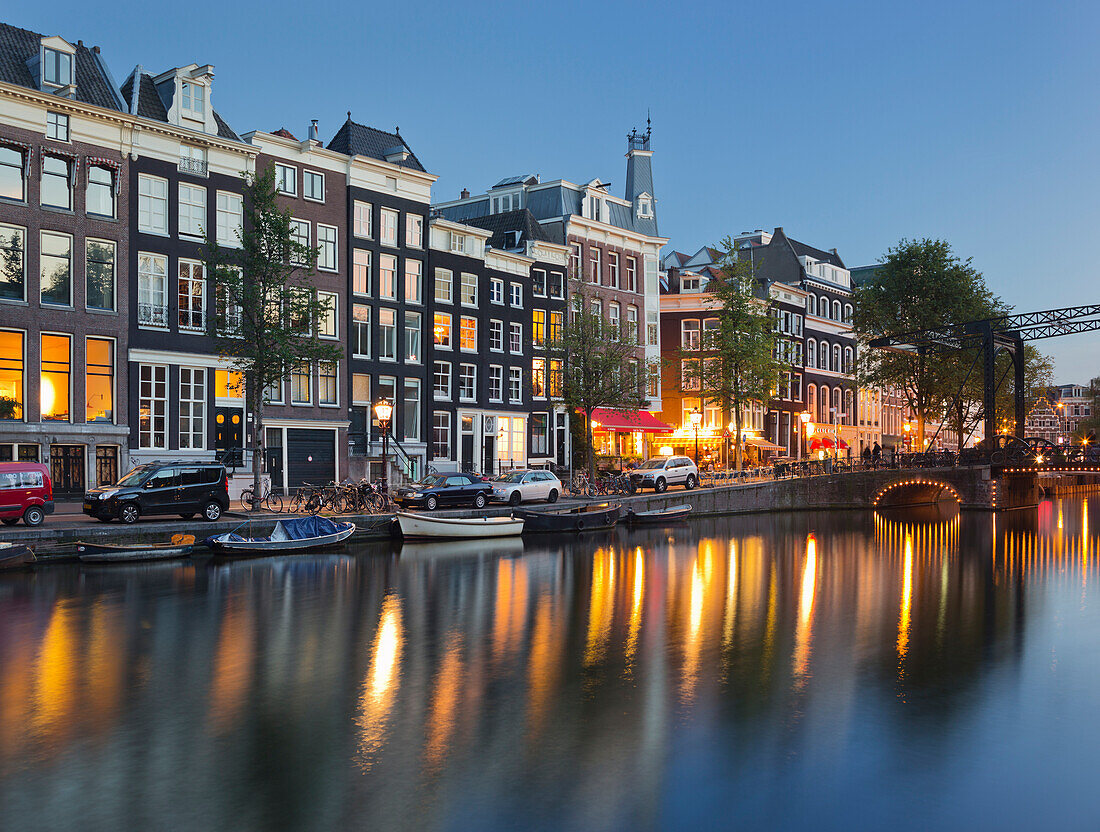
491, 470, 563, 506
630, 456, 700, 492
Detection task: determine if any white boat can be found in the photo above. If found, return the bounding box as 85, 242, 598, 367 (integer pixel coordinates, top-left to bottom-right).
396, 511, 524, 539
207, 516, 356, 555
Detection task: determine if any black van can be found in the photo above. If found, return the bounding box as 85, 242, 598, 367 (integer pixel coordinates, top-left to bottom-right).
83, 462, 230, 524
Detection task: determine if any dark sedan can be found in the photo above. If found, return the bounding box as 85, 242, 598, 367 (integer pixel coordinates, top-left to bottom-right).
393, 473, 492, 511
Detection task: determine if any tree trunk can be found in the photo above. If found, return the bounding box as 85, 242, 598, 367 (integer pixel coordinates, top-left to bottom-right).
251, 380, 264, 512
734, 405, 743, 472
585, 409, 596, 484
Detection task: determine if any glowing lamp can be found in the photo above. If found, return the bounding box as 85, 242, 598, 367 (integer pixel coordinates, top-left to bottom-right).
806, 422, 816, 436
41, 376, 56, 416
689, 408, 703, 428
374, 399, 393, 424
799, 412, 810, 424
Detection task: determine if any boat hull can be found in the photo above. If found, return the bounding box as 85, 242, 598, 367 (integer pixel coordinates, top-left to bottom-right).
208, 521, 357, 555
0, 544, 34, 571
396, 511, 523, 539
625, 504, 693, 525
515, 502, 622, 534
78, 543, 193, 563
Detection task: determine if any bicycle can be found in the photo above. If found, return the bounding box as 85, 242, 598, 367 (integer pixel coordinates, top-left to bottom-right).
239, 481, 283, 513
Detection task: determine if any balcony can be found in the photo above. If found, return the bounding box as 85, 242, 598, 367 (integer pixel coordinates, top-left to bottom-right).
138, 303, 168, 328
178, 156, 208, 177
179, 310, 206, 332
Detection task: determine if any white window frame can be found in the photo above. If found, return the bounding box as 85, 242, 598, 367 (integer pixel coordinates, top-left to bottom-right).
318, 361, 339, 407
216, 191, 242, 247
434, 268, 453, 304
291, 363, 312, 405
379, 307, 398, 362
138, 363, 168, 449
433, 361, 452, 400
490, 277, 504, 305
460, 272, 478, 306
317, 224, 337, 271
490, 319, 504, 352
318, 291, 338, 339
459, 363, 477, 402
353, 200, 373, 238
489, 365, 504, 402
460, 316, 477, 352
508, 367, 523, 404
352, 304, 371, 358
509, 322, 523, 355
380, 208, 399, 247
379, 253, 397, 299
46, 111, 69, 142
178, 367, 206, 449
275, 164, 297, 196
405, 259, 422, 304
406, 213, 423, 248
353, 249, 371, 296
404, 310, 422, 364
178, 183, 206, 238
303, 170, 325, 202
510, 282, 523, 308
138, 174, 168, 235
178, 259, 206, 332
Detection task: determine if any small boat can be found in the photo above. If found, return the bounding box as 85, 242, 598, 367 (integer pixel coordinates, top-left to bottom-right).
396, 511, 524, 540
207, 516, 356, 555
625, 504, 692, 525
77, 534, 195, 563
0, 542, 34, 571
514, 502, 622, 534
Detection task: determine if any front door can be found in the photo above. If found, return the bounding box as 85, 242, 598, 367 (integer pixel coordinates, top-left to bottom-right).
482, 436, 496, 478
50, 444, 85, 497
215, 407, 244, 465
95, 446, 118, 486
555, 412, 567, 467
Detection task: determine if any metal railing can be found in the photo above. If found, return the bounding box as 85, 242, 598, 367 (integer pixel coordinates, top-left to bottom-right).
178, 156, 208, 176
138, 302, 168, 328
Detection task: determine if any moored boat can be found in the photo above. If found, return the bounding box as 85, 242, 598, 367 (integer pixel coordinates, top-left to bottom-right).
207, 516, 356, 555
77, 534, 195, 563
514, 502, 622, 534
624, 504, 692, 525
0, 543, 34, 571
396, 511, 524, 539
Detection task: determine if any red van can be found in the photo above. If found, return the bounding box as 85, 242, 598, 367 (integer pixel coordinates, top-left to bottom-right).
0, 462, 55, 526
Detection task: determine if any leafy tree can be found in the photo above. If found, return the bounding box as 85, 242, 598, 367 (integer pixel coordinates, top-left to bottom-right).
549, 277, 650, 482
681, 237, 785, 471
851, 238, 1005, 449
203, 165, 341, 507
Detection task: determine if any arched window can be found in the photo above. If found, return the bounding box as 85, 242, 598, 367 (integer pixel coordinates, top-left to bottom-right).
844, 389, 854, 425
807, 384, 816, 418
818, 297, 828, 320
833, 345, 841, 372
844, 303, 853, 324
832, 387, 842, 421
807, 338, 817, 368
819, 387, 829, 422
843, 347, 853, 374
819, 341, 829, 371
807, 294, 816, 316
832, 300, 842, 320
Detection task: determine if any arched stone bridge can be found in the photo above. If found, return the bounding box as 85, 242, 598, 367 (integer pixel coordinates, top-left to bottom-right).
634, 466, 1048, 515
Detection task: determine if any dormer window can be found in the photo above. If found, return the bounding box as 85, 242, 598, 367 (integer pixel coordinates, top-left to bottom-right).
450, 233, 466, 253
181, 81, 205, 118
43, 48, 73, 87
637, 195, 653, 218
585, 195, 603, 222
681, 274, 701, 292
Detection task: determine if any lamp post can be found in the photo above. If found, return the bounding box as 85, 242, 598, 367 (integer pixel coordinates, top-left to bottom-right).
690, 408, 702, 465
798, 412, 810, 463
374, 399, 393, 498
903, 421, 912, 452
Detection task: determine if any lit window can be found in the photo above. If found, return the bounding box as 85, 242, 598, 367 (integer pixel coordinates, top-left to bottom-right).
85, 337, 113, 423
291, 363, 312, 404
40, 334, 70, 422
532, 310, 546, 347
434, 312, 452, 348
532, 358, 546, 398
549, 311, 563, 343
460, 316, 477, 351
352, 373, 370, 406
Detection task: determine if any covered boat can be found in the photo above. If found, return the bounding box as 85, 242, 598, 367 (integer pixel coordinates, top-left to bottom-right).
207, 516, 356, 555
625, 504, 692, 525
0, 542, 34, 571
514, 502, 622, 534
78, 534, 195, 563
396, 511, 524, 540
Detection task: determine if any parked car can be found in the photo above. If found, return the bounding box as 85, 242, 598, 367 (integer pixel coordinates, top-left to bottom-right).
491, 470, 563, 506
630, 456, 699, 492
0, 462, 54, 526
83, 462, 230, 524
393, 473, 492, 511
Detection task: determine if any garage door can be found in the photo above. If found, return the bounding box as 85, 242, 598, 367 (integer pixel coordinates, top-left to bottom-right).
286, 429, 335, 489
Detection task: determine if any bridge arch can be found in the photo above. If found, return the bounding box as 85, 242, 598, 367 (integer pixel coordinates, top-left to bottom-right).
873, 477, 962, 509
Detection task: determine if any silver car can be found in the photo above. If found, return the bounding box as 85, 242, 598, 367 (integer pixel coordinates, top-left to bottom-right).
630, 456, 700, 492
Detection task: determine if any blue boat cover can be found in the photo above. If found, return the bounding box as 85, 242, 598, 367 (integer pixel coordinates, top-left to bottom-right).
280, 516, 342, 539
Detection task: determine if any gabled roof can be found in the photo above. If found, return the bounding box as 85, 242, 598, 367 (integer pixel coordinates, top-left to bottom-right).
460, 209, 552, 250
272, 127, 298, 141
120, 66, 240, 141
0, 22, 124, 111
787, 237, 845, 269
326, 117, 425, 172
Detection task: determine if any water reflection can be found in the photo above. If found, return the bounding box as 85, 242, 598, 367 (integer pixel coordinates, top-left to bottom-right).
2, 499, 1100, 830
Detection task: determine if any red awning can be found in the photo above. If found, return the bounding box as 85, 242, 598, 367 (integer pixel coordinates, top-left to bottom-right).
809, 436, 849, 450
589, 408, 673, 434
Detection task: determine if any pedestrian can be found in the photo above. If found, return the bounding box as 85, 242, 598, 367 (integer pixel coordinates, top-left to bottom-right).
872, 441, 882, 468
862, 445, 872, 464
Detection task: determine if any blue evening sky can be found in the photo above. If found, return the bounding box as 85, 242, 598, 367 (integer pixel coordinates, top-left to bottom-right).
14, 0, 1100, 380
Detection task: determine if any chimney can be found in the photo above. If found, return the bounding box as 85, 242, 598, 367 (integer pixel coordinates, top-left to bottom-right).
460, 188, 470, 199
308, 119, 319, 142
92, 45, 100, 54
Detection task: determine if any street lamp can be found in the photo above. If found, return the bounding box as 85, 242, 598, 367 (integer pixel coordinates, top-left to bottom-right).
903, 421, 912, 452
374, 399, 393, 498
690, 408, 703, 465
798, 412, 810, 463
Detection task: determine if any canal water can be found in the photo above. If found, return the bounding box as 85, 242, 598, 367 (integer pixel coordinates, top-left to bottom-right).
1, 499, 1099, 831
